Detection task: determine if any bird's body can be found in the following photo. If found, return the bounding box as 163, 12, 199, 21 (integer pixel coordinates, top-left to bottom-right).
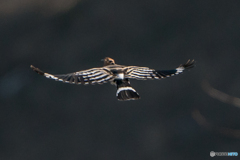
31, 57, 195, 101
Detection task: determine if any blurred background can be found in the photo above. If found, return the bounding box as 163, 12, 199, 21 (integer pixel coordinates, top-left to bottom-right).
1, 0, 240, 159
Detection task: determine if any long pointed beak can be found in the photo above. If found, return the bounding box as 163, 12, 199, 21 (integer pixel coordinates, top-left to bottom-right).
101, 59, 104, 61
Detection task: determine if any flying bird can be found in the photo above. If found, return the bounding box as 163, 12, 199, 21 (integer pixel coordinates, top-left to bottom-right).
30, 57, 194, 101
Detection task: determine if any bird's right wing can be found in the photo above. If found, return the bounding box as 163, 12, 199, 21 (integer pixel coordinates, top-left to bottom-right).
30, 65, 114, 85
125, 59, 195, 80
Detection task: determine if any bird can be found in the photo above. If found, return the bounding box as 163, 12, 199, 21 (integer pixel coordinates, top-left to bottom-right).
30, 57, 195, 101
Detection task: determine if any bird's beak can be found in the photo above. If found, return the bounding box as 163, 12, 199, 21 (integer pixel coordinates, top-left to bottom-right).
101, 59, 104, 61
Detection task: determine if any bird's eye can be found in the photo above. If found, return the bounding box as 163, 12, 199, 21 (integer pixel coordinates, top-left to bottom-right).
106, 58, 114, 65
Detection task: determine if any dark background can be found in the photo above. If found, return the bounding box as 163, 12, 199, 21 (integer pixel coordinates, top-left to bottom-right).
1, 0, 240, 159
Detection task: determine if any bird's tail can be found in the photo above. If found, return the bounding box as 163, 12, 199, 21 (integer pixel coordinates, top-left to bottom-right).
115, 79, 140, 101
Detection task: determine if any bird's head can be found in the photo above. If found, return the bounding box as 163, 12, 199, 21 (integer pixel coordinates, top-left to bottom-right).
102, 57, 115, 66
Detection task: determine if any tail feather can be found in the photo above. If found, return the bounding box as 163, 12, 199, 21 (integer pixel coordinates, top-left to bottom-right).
116, 80, 140, 101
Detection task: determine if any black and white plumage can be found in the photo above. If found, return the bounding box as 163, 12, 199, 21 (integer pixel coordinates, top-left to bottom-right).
30, 57, 194, 101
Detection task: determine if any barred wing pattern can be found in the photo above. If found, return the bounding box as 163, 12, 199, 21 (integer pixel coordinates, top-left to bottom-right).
125, 59, 195, 80
30, 65, 114, 85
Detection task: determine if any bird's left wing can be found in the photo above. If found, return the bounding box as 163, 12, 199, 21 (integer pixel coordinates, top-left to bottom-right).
125, 59, 195, 80
30, 65, 114, 85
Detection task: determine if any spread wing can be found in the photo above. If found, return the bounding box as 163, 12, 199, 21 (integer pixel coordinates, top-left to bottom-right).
30, 65, 114, 85
125, 59, 195, 80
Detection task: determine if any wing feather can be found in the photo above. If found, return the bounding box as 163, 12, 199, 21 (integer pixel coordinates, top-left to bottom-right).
30, 65, 113, 85
125, 59, 195, 80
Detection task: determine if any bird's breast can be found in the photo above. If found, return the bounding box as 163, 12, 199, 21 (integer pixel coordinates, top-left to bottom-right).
108, 66, 125, 80
115, 73, 124, 79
